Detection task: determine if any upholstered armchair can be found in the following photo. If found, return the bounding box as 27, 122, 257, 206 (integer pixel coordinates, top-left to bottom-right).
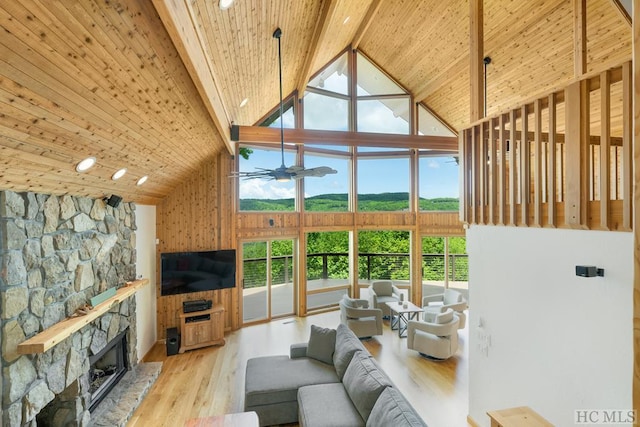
339, 295, 383, 339
422, 288, 467, 329
367, 280, 401, 318
407, 308, 460, 360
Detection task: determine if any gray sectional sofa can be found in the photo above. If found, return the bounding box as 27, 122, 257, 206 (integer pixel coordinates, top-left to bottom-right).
244, 323, 427, 427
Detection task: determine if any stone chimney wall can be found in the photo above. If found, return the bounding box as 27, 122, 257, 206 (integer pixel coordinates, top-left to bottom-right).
0, 191, 137, 426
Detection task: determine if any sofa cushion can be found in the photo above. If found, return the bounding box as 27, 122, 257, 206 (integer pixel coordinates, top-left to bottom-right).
307, 325, 336, 365
333, 324, 369, 380
298, 383, 364, 427
342, 351, 394, 422
245, 356, 339, 408
366, 387, 427, 427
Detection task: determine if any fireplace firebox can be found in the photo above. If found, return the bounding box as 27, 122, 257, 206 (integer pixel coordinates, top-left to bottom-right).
89, 329, 130, 412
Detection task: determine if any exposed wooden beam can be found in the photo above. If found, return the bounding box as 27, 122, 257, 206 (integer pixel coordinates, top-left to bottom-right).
520, 105, 529, 225
547, 93, 557, 228
351, 0, 384, 50
599, 70, 611, 230
610, 0, 631, 26
231, 125, 458, 151
482, 129, 623, 147
564, 80, 589, 228
623, 61, 633, 229
151, 0, 233, 154
573, 0, 587, 77
295, 0, 339, 97
470, 0, 484, 121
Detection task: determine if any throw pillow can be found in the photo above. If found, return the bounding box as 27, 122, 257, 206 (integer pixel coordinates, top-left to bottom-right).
342, 351, 394, 421
306, 325, 336, 365
333, 324, 368, 380
366, 387, 427, 427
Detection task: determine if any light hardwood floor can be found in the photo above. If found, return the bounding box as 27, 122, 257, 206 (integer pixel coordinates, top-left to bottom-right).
128, 311, 469, 427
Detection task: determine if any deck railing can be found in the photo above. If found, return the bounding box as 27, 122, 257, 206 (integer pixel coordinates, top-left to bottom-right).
242, 252, 469, 288
460, 61, 632, 231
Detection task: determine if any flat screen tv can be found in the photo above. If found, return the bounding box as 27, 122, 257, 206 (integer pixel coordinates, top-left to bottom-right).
161, 249, 236, 296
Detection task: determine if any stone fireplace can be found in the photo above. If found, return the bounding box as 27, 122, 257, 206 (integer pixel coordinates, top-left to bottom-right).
0, 190, 139, 426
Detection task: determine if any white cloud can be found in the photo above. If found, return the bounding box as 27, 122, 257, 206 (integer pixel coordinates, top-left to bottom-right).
239, 179, 296, 199
428, 160, 440, 169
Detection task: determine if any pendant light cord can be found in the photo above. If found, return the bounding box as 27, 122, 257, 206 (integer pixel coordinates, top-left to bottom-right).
275, 28, 285, 168
483, 56, 491, 117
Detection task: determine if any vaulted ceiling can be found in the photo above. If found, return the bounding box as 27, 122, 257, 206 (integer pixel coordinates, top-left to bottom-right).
0, 0, 631, 204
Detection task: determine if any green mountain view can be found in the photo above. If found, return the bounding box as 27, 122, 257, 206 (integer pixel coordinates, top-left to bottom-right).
239, 192, 459, 212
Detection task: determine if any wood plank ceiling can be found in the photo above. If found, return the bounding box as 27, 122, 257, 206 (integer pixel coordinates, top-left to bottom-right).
0, 0, 631, 204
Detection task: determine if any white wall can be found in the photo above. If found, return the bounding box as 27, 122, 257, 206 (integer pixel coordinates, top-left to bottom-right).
467, 226, 633, 426
135, 204, 157, 362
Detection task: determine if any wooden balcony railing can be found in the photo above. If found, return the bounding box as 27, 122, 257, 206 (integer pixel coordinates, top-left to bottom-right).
460, 61, 632, 231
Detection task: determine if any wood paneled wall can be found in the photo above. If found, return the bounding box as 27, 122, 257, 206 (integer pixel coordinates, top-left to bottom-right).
156, 152, 237, 338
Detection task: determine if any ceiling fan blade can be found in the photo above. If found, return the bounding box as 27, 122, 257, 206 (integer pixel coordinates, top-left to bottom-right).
284, 165, 304, 173
231, 169, 277, 180
290, 166, 338, 178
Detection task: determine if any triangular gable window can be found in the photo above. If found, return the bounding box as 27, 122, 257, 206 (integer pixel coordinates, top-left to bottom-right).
356, 53, 405, 96
308, 52, 349, 95
417, 104, 455, 137
258, 97, 295, 129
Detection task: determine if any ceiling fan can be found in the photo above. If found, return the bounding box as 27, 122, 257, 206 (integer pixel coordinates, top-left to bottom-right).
234, 28, 337, 182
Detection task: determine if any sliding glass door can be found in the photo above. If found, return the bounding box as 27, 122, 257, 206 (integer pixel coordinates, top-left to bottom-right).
421, 236, 468, 301
242, 239, 295, 324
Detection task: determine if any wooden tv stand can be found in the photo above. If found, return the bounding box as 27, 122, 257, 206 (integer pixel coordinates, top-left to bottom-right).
178, 304, 225, 353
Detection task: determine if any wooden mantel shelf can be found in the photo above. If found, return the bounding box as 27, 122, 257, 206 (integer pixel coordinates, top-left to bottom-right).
17, 279, 149, 355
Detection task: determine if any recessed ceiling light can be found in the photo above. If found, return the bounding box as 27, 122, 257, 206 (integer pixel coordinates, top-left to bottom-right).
75, 157, 96, 173
136, 175, 148, 186
219, 0, 234, 10
239, 98, 249, 108
343, 16, 351, 25
111, 168, 127, 180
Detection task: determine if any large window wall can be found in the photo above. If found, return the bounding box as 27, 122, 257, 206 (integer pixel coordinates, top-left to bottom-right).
237, 50, 458, 214
236, 49, 464, 321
